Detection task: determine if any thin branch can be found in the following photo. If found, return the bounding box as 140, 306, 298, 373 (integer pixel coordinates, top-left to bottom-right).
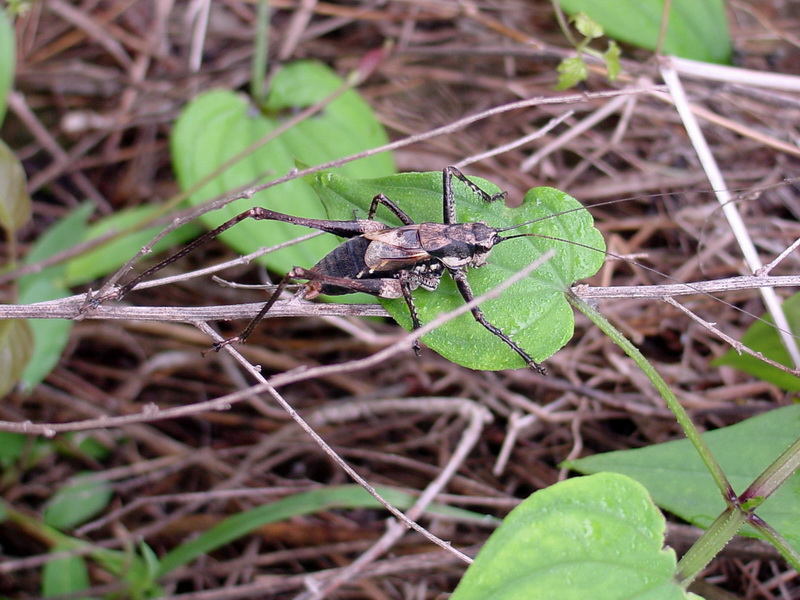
0, 251, 556, 436
664, 297, 799, 377
2, 274, 798, 321
571, 274, 800, 300
299, 399, 493, 598
0, 297, 389, 321
660, 59, 800, 368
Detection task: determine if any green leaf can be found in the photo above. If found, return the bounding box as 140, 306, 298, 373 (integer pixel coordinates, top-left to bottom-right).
308, 170, 605, 371
91, 542, 164, 599
65, 204, 202, 286
18, 204, 94, 389
572, 12, 604, 40
566, 404, 800, 555
20, 203, 94, 275
0, 6, 15, 126
42, 545, 91, 600
0, 138, 32, 238
0, 319, 33, 396
171, 60, 395, 279
713, 292, 800, 391
68, 433, 111, 461
604, 40, 622, 80
44, 475, 113, 530
0, 431, 53, 472
0, 431, 27, 465
158, 484, 495, 576
556, 56, 589, 90
451, 473, 696, 600
558, 0, 732, 64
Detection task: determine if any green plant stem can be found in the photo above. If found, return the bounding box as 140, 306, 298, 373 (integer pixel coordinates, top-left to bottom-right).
655, 0, 672, 57
747, 517, 800, 571
251, 0, 270, 104
676, 507, 746, 585
550, 0, 579, 48
568, 294, 730, 492
741, 434, 800, 503
0, 499, 78, 549
567, 293, 737, 583
569, 293, 800, 579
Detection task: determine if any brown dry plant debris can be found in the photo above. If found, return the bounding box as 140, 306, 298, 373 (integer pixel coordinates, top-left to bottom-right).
1, 0, 799, 598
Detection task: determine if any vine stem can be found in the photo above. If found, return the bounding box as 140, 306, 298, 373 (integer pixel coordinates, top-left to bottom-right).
567, 292, 733, 585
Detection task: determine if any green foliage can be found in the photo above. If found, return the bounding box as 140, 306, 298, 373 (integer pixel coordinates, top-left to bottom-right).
451, 473, 698, 600
0, 431, 36, 468
9, 200, 201, 388
0, 318, 32, 396
171, 60, 395, 278
92, 541, 163, 599
157, 484, 493, 576
0, 431, 53, 488
557, 56, 589, 90
44, 475, 114, 531
557, 0, 732, 64
713, 292, 800, 391
0, 432, 108, 489
17, 204, 93, 388
566, 404, 800, 555
0, 5, 14, 126
64, 204, 202, 287
0, 138, 32, 243
42, 545, 91, 600
555, 13, 621, 89
0, 135, 34, 394
0, 498, 164, 599
308, 170, 605, 370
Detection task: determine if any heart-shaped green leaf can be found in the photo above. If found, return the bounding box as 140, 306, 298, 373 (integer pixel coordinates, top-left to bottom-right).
171, 60, 394, 277
451, 473, 697, 600
309, 170, 604, 370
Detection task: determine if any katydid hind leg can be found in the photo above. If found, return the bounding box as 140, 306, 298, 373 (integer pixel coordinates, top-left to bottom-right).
109, 208, 263, 303
212, 266, 414, 351
104, 206, 380, 305
209, 270, 300, 351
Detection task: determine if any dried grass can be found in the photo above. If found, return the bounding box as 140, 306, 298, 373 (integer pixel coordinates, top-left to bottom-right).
1, 1, 799, 598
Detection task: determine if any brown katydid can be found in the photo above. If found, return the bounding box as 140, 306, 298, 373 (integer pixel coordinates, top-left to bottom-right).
93, 168, 606, 372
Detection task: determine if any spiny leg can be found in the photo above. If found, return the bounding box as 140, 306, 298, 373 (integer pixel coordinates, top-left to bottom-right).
96, 208, 263, 306
209, 269, 300, 352
211, 267, 424, 355
93, 207, 382, 306
398, 276, 422, 356
449, 268, 546, 374
442, 166, 508, 225
368, 194, 416, 225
